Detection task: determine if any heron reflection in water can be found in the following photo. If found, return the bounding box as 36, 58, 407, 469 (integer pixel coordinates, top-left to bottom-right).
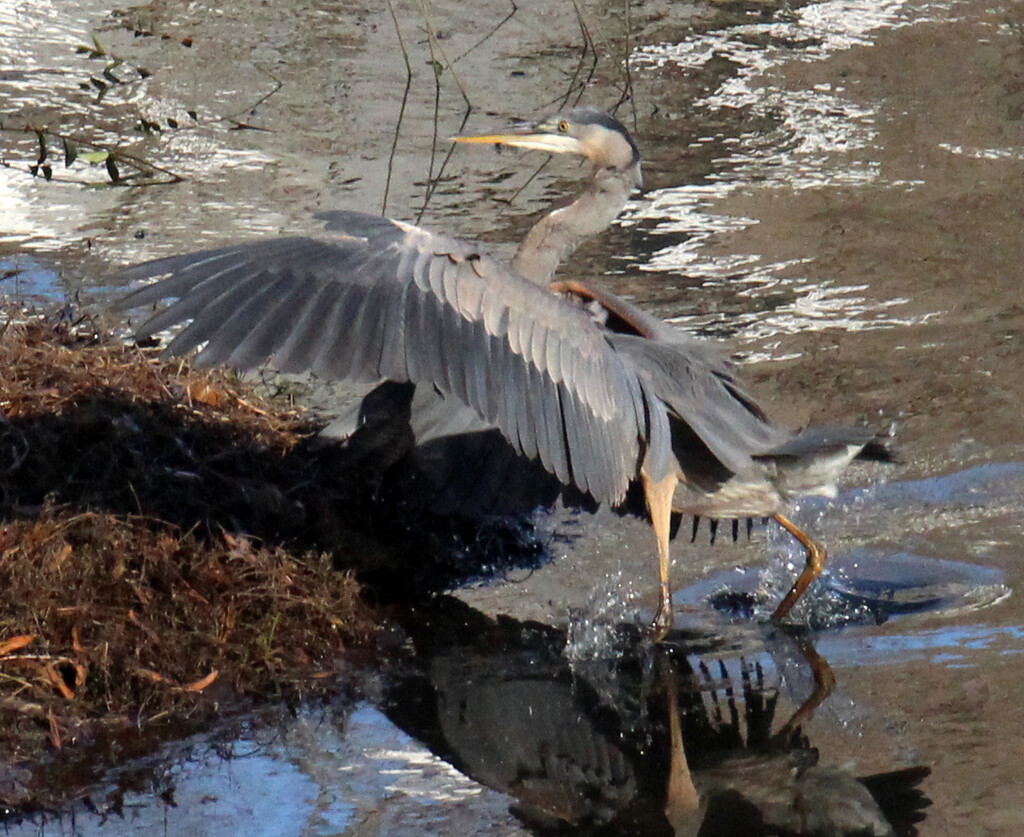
384, 598, 931, 836
116, 107, 890, 638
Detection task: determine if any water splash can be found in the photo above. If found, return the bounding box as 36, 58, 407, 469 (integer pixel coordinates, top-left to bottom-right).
565, 570, 644, 661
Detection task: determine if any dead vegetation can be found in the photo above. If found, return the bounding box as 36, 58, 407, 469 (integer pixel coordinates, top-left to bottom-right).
0, 310, 381, 802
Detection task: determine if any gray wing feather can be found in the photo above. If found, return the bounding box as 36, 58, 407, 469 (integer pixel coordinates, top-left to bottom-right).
608, 334, 779, 476
274, 280, 344, 372
223, 276, 315, 368
313, 285, 366, 379
116, 213, 652, 505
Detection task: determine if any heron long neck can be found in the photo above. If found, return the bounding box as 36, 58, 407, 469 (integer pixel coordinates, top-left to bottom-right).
511, 163, 638, 284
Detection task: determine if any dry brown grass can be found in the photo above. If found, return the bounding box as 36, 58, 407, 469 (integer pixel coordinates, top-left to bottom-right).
0, 311, 377, 785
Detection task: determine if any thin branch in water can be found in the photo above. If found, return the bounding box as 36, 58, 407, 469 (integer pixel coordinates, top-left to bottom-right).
418, 71, 443, 223
616, 0, 637, 121
2, 126, 184, 186
415, 129, 465, 225
221, 64, 284, 130
416, 10, 445, 220
383, 0, 413, 217
416, 0, 471, 107
562, 0, 599, 109
503, 155, 551, 213
414, 0, 476, 223
450, 0, 518, 64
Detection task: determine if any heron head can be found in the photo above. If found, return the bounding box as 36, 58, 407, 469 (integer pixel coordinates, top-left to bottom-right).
453, 107, 641, 176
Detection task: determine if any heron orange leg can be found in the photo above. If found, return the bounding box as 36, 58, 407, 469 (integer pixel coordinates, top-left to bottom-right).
642, 472, 678, 641
774, 632, 836, 743
658, 651, 701, 824
770, 512, 827, 622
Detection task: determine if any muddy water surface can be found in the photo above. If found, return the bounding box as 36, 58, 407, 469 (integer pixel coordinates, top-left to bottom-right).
3, 0, 1024, 834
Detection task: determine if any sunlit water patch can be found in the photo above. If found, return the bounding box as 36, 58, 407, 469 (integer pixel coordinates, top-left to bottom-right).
0, 255, 66, 303
624, 1, 960, 343
939, 142, 1024, 161
673, 462, 1021, 632
2, 704, 520, 837
681, 549, 1009, 628
0, 0, 281, 262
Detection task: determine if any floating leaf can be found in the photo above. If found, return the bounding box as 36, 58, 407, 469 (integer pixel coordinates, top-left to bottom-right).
105, 155, 120, 183
35, 131, 47, 165
41, 165, 52, 181
78, 150, 109, 164
167, 118, 178, 129
63, 137, 77, 167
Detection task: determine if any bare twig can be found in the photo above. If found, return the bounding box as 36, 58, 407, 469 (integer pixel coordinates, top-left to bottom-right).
383, 0, 413, 217
451, 0, 518, 64
222, 64, 284, 130
2, 125, 184, 185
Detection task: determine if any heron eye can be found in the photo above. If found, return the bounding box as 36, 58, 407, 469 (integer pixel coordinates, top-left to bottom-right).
558, 120, 569, 133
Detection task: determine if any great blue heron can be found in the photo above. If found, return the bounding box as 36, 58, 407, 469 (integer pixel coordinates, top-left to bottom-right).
115, 107, 889, 639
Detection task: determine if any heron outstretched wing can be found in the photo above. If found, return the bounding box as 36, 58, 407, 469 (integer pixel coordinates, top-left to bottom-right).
549, 280, 786, 476
117, 211, 660, 505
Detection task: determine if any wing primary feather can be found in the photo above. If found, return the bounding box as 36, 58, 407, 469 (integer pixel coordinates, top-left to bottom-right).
559, 384, 585, 492
130, 257, 258, 339
222, 272, 322, 368
494, 344, 517, 446
402, 282, 426, 383
273, 280, 343, 372
120, 240, 325, 312
529, 363, 557, 480
573, 397, 600, 499
313, 284, 369, 379
439, 298, 469, 404
166, 271, 295, 363
118, 250, 253, 308
463, 321, 492, 424
375, 263, 410, 380
544, 370, 571, 484
418, 293, 449, 391
510, 352, 538, 461
345, 284, 390, 381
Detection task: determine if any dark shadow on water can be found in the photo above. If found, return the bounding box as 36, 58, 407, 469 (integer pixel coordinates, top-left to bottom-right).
382, 596, 932, 836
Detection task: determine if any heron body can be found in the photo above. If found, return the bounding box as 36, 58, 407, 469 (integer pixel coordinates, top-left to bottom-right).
116, 107, 889, 639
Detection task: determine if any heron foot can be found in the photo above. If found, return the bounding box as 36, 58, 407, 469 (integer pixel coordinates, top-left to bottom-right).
650, 597, 674, 642
770, 513, 827, 622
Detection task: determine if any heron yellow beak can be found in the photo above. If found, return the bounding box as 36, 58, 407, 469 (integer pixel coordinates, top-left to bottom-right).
451, 131, 585, 155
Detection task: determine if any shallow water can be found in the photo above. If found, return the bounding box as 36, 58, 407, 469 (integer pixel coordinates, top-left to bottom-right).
3, 0, 1024, 833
